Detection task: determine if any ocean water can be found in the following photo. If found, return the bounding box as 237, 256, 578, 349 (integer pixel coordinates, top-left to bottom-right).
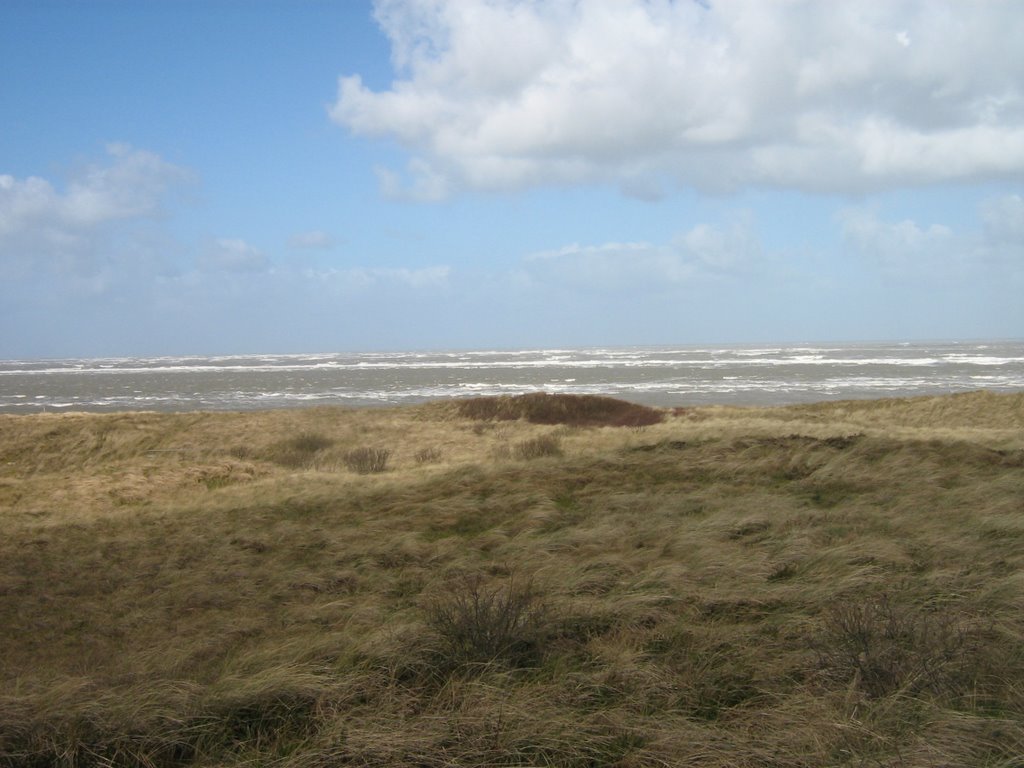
1, 340, 1022, 414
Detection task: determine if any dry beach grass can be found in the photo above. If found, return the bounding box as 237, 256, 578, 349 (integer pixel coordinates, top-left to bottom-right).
1, 391, 1023, 767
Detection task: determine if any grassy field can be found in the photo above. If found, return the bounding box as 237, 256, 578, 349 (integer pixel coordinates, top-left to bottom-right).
1, 391, 1023, 767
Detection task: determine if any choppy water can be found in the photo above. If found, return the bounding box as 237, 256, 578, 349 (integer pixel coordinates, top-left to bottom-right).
1, 341, 1022, 413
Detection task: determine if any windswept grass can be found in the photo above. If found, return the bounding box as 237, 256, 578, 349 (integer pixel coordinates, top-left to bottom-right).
1, 391, 1023, 767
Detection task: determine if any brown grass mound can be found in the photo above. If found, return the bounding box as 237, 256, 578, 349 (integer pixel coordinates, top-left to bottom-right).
455, 392, 664, 427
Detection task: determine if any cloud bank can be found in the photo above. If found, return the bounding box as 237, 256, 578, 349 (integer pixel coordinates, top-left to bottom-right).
523, 216, 760, 292
840, 193, 1024, 277
332, 0, 1024, 198
0, 144, 191, 276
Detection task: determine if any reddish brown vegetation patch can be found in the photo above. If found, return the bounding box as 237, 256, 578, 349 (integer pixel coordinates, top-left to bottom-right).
455, 392, 664, 427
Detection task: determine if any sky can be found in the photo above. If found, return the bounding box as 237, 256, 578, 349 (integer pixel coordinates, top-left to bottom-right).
1, 0, 1022, 358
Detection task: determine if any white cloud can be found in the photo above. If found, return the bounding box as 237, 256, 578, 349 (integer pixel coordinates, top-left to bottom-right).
675, 216, 759, 270
839, 194, 1024, 277
980, 194, 1024, 245
332, 0, 1024, 198
524, 219, 759, 292
307, 264, 451, 290
838, 207, 954, 273
526, 241, 693, 291
289, 230, 335, 249
0, 144, 188, 235
200, 238, 271, 273
0, 144, 191, 273
839, 209, 952, 250
375, 159, 453, 202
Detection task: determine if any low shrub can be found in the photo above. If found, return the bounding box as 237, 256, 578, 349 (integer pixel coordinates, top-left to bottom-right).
814, 594, 984, 700
423, 573, 549, 671
344, 447, 391, 474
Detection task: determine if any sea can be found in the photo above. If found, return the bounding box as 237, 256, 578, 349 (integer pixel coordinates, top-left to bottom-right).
1, 340, 1022, 414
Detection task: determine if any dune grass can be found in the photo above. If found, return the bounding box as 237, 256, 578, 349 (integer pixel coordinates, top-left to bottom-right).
1, 391, 1023, 767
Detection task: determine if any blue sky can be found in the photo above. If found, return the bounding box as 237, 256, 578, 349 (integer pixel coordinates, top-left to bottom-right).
1, 0, 1021, 357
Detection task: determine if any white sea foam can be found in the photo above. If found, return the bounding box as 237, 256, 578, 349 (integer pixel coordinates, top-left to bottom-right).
0, 355, 978, 375
2, 341, 1022, 412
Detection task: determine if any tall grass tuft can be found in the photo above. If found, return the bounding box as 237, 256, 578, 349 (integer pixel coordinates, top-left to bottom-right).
513, 434, 562, 460
414, 446, 443, 465
266, 431, 333, 468
344, 446, 391, 474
